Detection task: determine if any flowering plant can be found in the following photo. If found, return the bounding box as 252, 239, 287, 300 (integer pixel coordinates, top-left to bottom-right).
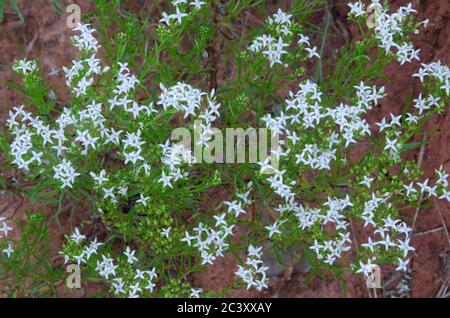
1, 0, 449, 298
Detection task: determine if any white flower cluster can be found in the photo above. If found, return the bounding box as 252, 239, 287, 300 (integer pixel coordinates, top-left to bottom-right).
357, 192, 416, 271
189, 287, 203, 298
181, 182, 252, 266
260, 80, 382, 180
263, 168, 296, 203
157, 82, 221, 188
296, 143, 337, 170
8, 106, 76, 187
72, 23, 100, 52
8, 108, 41, 171
108, 62, 156, 120
8, 25, 189, 193
63, 24, 107, 97
122, 129, 146, 166
348, 1, 428, 65
411, 167, 450, 202
298, 34, 321, 60
158, 82, 204, 118
8, 26, 226, 205
111, 63, 138, 99
305, 196, 354, 265
158, 141, 195, 188
7, 99, 107, 188
374, 80, 444, 162
330, 82, 384, 146
414, 61, 450, 96
53, 159, 81, 188
235, 245, 269, 291
63, 228, 158, 298
196, 89, 221, 147
250, 35, 290, 68
12, 59, 37, 75
261, 158, 450, 276
254, 1, 450, 277
159, 0, 205, 26
249, 9, 320, 68
6, 2, 450, 296
0, 217, 14, 258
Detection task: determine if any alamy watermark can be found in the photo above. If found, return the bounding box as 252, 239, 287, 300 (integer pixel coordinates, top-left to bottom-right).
171, 121, 281, 173
365, 264, 382, 289
66, 264, 81, 289
367, 2, 382, 29
66, 3, 81, 29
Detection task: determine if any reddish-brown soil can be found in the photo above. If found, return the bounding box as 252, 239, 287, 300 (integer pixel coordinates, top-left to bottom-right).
0, 0, 448, 297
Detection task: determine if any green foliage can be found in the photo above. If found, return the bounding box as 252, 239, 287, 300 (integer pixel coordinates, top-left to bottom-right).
0, 213, 62, 297
1, 0, 449, 298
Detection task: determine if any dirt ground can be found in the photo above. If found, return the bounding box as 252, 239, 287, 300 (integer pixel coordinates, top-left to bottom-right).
0, 0, 448, 297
